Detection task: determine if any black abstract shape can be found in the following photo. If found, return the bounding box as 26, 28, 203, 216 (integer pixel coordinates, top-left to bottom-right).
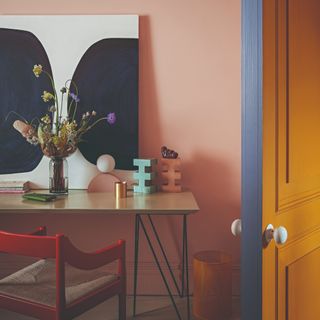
70, 38, 138, 170
0, 28, 53, 174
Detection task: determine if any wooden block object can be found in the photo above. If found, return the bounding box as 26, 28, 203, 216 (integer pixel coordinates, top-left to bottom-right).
159, 158, 182, 192
133, 158, 157, 193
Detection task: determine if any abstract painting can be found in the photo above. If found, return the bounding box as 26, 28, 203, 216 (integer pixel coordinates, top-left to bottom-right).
0, 15, 139, 188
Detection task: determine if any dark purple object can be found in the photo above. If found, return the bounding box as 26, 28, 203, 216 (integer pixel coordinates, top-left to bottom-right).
161, 146, 178, 159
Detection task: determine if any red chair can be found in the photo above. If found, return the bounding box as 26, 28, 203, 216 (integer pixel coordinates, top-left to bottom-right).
0, 226, 126, 320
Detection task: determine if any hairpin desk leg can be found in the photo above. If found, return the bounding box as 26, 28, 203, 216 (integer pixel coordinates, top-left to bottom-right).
184, 215, 191, 320
132, 214, 190, 320
133, 214, 140, 317
139, 215, 182, 320
148, 215, 182, 296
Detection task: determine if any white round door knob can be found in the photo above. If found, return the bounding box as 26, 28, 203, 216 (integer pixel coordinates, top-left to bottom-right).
264, 224, 288, 245
231, 219, 242, 236
273, 226, 288, 245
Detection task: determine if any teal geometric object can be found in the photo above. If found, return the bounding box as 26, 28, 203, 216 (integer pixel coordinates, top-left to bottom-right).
133, 158, 157, 193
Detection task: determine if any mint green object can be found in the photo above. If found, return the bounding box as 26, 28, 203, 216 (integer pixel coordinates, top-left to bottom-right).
133, 158, 157, 194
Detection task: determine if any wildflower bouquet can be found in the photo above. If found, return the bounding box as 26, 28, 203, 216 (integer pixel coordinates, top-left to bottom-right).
12, 64, 116, 158
10, 64, 116, 194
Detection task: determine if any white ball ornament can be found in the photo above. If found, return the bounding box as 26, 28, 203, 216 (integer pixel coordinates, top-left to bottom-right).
96, 154, 115, 173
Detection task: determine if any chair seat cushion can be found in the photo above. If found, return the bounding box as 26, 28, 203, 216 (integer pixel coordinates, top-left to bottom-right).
0, 259, 118, 307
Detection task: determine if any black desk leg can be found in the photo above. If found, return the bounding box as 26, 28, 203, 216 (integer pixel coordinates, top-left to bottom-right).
181, 215, 186, 298
183, 215, 191, 320
132, 214, 190, 320
133, 214, 140, 317
139, 215, 182, 320
148, 215, 182, 296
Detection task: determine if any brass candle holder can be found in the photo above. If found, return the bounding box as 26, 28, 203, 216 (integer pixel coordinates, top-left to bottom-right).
115, 181, 127, 199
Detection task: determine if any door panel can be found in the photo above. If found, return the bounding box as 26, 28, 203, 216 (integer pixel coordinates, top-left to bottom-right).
278, 228, 320, 319
279, 0, 320, 203
287, 248, 320, 320
263, 0, 320, 319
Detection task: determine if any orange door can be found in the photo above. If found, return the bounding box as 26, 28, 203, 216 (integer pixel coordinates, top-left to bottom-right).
263, 0, 320, 319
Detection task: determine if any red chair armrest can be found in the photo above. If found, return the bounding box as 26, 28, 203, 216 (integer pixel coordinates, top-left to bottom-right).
64, 239, 125, 270
28, 226, 47, 236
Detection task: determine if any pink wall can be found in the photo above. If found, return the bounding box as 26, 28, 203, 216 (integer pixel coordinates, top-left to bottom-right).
0, 0, 241, 294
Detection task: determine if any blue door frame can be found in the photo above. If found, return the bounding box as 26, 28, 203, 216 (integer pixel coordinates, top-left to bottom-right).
241, 0, 263, 319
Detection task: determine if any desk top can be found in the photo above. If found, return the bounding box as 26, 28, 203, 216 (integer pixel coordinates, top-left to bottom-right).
0, 190, 199, 215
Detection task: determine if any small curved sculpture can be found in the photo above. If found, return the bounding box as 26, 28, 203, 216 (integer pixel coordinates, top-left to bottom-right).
87, 154, 119, 192
161, 146, 178, 159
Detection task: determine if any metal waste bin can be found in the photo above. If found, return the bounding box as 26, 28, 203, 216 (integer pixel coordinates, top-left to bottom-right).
193, 250, 232, 320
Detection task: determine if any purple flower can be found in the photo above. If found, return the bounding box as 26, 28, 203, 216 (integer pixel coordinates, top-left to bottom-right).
106, 112, 116, 125
70, 92, 80, 103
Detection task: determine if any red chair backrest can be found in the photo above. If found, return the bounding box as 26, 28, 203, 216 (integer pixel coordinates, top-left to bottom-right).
0, 231, 57, 258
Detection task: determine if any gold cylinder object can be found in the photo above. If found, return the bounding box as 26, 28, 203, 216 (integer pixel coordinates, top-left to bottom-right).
115, 181, 127, 199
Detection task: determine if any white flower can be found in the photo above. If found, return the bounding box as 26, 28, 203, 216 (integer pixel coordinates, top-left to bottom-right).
49, 105, 56, 112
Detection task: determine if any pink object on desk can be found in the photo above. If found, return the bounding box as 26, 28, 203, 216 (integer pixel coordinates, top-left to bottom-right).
87, 173, 120, 193
0, 190, 28, 194
159, 158, 182, 192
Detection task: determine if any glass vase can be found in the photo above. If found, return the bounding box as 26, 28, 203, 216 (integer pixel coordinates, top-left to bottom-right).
49, 157, 68, 194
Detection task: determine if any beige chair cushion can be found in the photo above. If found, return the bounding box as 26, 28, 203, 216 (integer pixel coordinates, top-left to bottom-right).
0, 259, 118, 307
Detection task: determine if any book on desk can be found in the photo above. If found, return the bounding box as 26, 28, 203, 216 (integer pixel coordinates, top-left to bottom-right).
0, 181, 30, 194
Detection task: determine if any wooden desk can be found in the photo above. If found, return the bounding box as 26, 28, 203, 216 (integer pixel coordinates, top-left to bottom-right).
0, 190, 199, 320
0, 190, 199, 215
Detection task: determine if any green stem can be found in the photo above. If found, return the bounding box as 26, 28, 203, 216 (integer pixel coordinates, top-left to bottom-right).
30, 117, 41, 127
72, 102, 78, 122
78, 114, 92, 131
44, 71, 59, 130
60, 93, 64, 121
75, 115, 102, 140
5, 111, 29, 123
64, 79, 79, 120
68, 99, 73, 119
71, 81, 79, 122
85, 117, 107, 131
65, 79, 79, 96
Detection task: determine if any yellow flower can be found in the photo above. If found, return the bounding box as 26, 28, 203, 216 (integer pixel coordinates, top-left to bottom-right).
41, 91, 55, 102
52, 135, 60, 146
52, 134, 67, 150
37, 126, 45, 144
66, 121, 77, 132
33, 64, 43, 77
41, 114, 51, 124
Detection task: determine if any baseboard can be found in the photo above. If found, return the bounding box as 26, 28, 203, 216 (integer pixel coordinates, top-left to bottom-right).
0, 257, 240, 297
126, 261, 240, 296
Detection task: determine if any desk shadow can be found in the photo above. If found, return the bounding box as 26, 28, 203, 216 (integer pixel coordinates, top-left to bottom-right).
165, 152, 241, 280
